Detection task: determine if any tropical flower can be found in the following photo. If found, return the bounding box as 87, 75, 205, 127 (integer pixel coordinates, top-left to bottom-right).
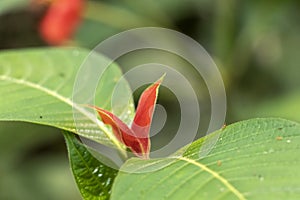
90, 76, 164, 159
38, 0, 84, 45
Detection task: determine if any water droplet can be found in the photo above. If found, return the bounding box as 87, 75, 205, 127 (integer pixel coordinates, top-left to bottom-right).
99, 191, 105, 196
287, 139, 291, 143
92, 167, 99, 174
106, 177, 112, 186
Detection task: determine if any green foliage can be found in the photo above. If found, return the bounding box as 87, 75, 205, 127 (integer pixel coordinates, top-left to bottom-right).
234, 93, 300, 122
0, 122, 80, 200
64, 131, 118, 200
0, 48, 134, 199
111, 118, 300, 200
0, 0, 28, 15
1, 1, 300, 199
1, 48, 300, 200
0, 48, 134, 149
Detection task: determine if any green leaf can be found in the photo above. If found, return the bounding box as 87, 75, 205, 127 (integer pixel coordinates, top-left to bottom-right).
0, 0, 28, 15
111, 118, 300, 200
64, 131, 118, 200
0, 48, 135, 150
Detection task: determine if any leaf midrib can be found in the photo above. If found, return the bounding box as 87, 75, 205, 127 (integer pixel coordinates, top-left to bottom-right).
178, 156, 246, 200
121, 157, 246, 200
0, 74, 123, 151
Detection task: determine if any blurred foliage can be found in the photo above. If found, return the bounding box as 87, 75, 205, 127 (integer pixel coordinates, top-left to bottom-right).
0, 0, 299, 199
0, 122, 81, 200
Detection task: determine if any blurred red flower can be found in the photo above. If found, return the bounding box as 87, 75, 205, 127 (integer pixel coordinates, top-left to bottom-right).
39, 0, 84, 45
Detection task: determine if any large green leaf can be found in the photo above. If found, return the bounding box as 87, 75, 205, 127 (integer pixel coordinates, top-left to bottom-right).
111, 118, 300, 199
64, 131, 118, 200
0, 48, 135, 150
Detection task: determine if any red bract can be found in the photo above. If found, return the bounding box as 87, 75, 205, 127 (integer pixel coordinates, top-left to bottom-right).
39, 0, 84, 45
90, 76, 164, 159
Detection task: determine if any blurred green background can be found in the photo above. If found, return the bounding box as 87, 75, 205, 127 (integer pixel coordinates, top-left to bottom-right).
0, 0, 299, 199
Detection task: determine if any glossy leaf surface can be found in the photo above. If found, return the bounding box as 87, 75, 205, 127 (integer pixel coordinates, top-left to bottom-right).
64, 131, 118, 200
0, 48, 135, 149
111, 118, 300, 200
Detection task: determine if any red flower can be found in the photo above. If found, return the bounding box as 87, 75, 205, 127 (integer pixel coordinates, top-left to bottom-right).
39, 0, 84, 45
90, 76, 164, 159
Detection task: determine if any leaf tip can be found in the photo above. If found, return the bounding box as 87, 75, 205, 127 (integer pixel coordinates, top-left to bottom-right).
156, 73, 166, 84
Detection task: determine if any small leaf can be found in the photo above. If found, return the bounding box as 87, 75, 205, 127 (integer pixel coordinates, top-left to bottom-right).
63, 131, 118, 200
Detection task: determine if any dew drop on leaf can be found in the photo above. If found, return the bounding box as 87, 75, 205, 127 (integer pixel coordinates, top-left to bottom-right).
92, 167, 99, 174
106, 177, 112, 186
